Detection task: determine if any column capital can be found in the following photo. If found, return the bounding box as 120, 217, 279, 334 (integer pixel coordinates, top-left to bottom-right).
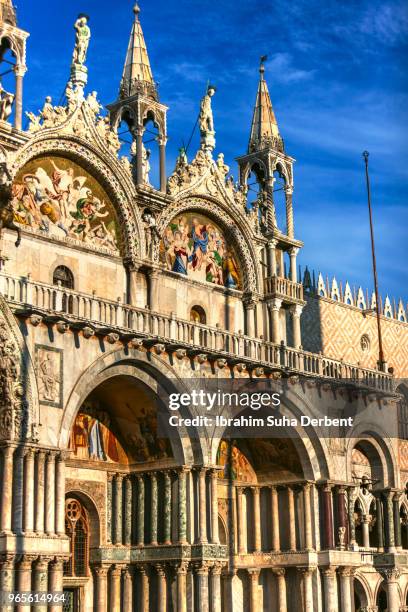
272, 567, 286, 577
176, 561, 189, 575
194, 561, 211, 575
321, 566, 337, 577
269, 298, 283, 311
289, 247, 299, 257
290, 303, 304, 317
93, 564, 109, 578
155, 563, 167, 577
338, 566, 354, 578
211, 561, 225, 576
0, 553, 15, 567
380, 568, 401, 582
110, 564, 123, 577
247, 568, 261, 578
268, 239, 278, 249
18, 554, 37, 569
49, 557, 65, 572
298, 565, 316, 576
14, 64, 27, 77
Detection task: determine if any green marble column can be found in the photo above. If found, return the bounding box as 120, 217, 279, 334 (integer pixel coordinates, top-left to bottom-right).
113, 474, 123, 545
124, 476, 132, 545
150, 473, 158, 545
137, 476, 145, 546
164, 471, 172, 545
178, 468, 188, 544
393, 492, 402, 549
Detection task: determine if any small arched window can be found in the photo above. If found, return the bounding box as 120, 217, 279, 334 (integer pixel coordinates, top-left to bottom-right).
190, 305, 206, 324
53, 266, 74, 290
64, 498, 89, 577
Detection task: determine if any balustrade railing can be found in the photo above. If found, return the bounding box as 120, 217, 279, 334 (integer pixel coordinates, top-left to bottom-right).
0, 273, 393, 390
264, 275, 304, 301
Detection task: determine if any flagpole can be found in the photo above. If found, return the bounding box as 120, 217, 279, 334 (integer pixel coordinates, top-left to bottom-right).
362, 151, 386, 371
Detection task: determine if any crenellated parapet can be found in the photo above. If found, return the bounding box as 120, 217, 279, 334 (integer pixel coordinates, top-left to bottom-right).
303, 268, 407, 323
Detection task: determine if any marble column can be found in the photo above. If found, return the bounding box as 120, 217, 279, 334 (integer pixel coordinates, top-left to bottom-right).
303, 483, 313, 551
159, 138, 167, 193
137, 475, 145, 546
237, 487, 245, 554
347, 487, 357, 548
253, 487, 261, 552
23, 448, 35, 533
322, 484, 334, 549
245, 302, 256, 338
94, 565, 109, 612
300, 567, 314, 612
1, 446, 13, 533
45, 452, 55, 536
178, 468, 188, 544
0, 554, 15, 612
135, 128, 144, 186
13, 447, 24, 533
362, 516, 370, 548
55, 453, 66, 536
156, 565, 167, 612
147, 270, 159, 312
393, 492, 402, 550
150, 472, 158, 545
33, 557, 49, 612
291, 304, 303, 349
139, 565, 149, 612
270, 298, 282, 344
248, 568, 260, 612
110, 565, 122, 612
285, 188, 294, 238
322, 567, 337, 612
375, 493, 384, 552
271, 486, 280, 551
16, 556, 33, 612
339, 567, 353, 612
113, 473, 123, 544
267, 239, 277, 277
288, 486, 297, 551
211, 563, 223, 612
123, 567, 133, 611
164, 471, 172, 545
49, 559, 64, 612
383, 569, 401, 612
199, 468, 208, 543
196, 563, 209, 612
272, 568, 287, 612
177, 562, 188, 612
35, 451, 46, 534
222, 571, 236, 611
336, 486, 348, 547
124, 476, 132, 545
210, 468, 219, 544
289, 247, 298, 283
385, 490, 396, 553
14, 66, 26, 131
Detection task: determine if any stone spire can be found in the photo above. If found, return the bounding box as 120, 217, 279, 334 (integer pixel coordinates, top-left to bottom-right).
0, 0, 17, 27
120, 3, 156, 100
248, 57, 281, 153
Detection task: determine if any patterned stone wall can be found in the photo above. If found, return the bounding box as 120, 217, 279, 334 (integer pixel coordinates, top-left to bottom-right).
301, 295, 408, 378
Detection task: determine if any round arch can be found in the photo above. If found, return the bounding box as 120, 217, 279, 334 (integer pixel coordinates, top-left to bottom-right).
59, 348, 208, 465
11, 134, 144, 261
345, 427, 398, 488
157, 195, 261, 294
209, 385, 333, 481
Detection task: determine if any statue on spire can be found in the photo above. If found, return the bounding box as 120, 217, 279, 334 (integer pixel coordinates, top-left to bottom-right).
199, 84, 216, 154
72, 14, 91, 67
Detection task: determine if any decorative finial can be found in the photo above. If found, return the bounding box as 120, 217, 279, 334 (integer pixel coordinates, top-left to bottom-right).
260, 55, 267, 76
362, 150, 369, 161
133, 3, 141, 18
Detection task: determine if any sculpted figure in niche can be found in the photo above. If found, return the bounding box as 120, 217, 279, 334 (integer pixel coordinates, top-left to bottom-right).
72, 14, 91, 66
142, 208, 160, 258
199, 85, 216, 134
0, 84, 14, 122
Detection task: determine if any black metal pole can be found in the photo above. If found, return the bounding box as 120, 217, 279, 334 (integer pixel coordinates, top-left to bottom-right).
362, 151, 385, 370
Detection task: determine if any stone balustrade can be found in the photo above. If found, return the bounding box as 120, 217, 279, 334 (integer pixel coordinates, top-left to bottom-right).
264, 274, 304, 301
0, 273, 393, 391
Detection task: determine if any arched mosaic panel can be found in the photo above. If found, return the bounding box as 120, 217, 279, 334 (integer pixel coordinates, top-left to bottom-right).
160, 213, 242, 290
11, 155, 121, 254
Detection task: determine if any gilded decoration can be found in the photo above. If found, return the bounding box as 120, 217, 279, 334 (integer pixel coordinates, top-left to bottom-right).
11, 155, 121, 253
160, 212, 241, 289
217, 440, 256, 482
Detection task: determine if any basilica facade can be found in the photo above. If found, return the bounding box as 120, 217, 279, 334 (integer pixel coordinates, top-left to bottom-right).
0, 2, 407, 611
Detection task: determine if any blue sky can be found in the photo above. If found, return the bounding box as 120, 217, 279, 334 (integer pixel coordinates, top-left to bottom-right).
16, 0, 408, 303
